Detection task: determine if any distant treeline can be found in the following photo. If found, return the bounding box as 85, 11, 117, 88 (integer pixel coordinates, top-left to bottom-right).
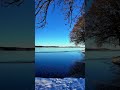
35, 46, 84, 48
86, 48, 120, 51
35, 46, 58, 47
0, 47, 34, 51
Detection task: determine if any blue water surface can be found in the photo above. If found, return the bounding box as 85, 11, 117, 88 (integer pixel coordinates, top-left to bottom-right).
35, 47, 85, 77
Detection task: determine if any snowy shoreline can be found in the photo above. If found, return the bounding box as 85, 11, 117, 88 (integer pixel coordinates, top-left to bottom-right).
35, 78, 85, 90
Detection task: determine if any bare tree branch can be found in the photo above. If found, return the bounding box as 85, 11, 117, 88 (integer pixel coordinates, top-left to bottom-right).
35, 0, 84, 28
1, 0, 24, 7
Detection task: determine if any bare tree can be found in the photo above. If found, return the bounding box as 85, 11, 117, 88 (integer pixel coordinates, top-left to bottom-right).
85, 0, 120, 47
71, 0, 120, 47
35, 0, 84, 28
70, 15, 85, 45
0, 0, 24, 7
1, 0, 84, 29
1, 0, 85, 46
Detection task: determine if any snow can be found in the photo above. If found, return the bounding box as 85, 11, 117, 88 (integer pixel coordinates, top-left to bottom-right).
35, 78, 85, 90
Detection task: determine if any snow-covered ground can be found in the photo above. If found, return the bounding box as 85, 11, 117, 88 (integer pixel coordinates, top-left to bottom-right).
35, 78, 85, 90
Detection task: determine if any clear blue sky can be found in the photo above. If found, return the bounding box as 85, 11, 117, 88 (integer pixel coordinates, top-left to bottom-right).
35, 1, 84, 47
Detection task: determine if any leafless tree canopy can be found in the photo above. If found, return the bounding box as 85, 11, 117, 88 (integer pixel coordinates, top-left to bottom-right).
0, 0, 85, 46
0, 0, 24, 7
35, 0, 84, 28
0, 0, 84, 28
86, 0, 120, 46
72, 0, 120, 46
70, 15, 85, 45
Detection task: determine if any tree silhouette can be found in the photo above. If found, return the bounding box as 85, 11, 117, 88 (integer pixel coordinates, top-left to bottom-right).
71, 0, 120, 46
35, 0, 84, 28
1, 0, 85, 46
70, 15, 85, 45
1, 0, 84, 28
86, 0, 120, 46
0, 0, 24, 7
2, 0, 120, 47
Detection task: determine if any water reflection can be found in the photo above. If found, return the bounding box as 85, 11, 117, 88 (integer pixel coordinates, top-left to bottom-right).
86, 51, 120, 90
0, 51, 34, 90
35, 48, 84, 78
69, 61, 85, 78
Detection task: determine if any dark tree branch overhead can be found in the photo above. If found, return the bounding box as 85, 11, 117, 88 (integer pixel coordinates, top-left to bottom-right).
1, 0, 84, 29
35, 0, 84, 28
0, 1, 84, 29
70, 15, 85, 45
0, 0, 85, 46
0, 0, 24, 7
1, 0, 120, 47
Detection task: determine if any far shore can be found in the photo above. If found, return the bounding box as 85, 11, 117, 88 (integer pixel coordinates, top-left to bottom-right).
35, 46, 84, 48
0, 61, 34, 63
0, 47, 34, 51
86, 48, 120, 51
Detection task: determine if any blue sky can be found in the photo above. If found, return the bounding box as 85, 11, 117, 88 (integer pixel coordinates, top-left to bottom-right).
35, 1, 84, 47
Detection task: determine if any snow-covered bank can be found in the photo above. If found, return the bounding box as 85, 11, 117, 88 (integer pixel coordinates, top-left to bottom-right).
35, 78, 85, 90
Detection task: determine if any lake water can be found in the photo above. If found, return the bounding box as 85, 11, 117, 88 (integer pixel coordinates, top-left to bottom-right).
0, 51, 34, 62
0, 51, 34, 90
35, 47, 85, 78
86, 51, 120, 90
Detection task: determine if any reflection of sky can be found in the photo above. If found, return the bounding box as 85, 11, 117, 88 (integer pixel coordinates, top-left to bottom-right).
35, 50, 84, 77
35, 1, 84, 47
